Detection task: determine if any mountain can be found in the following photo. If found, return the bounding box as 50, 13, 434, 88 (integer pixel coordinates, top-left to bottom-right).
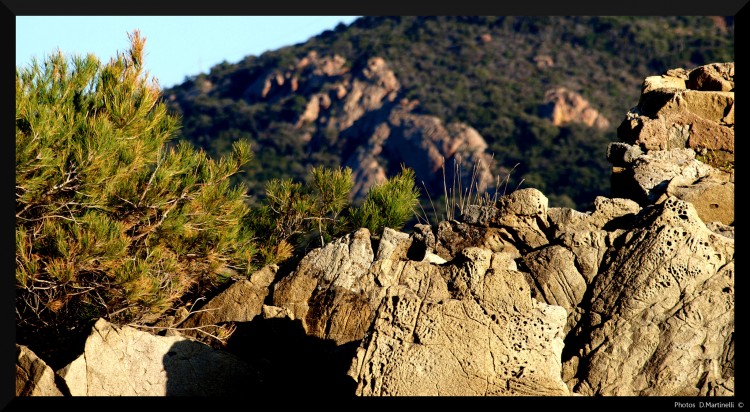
163, 16, 733, 212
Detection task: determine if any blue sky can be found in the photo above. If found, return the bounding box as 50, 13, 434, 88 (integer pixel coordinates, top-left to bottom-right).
16, 16, 360, 89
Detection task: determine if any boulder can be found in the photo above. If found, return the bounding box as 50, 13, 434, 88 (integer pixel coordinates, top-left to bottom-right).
179, 264, 278, 338
540, 87, 610, 130
686, 62, 734, 91
56, 318, 259, 396
666, 174, 734, 225
272, 228, 376, 345
612, 148, 714, 205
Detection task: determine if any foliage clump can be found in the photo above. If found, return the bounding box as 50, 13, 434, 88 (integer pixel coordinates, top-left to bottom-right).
16, 31, 256, 332
251, 165, 420, 263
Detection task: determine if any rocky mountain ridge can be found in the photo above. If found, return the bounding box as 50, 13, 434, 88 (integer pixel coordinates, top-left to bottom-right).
165, 16, 734, 210
17, 62, 735, 397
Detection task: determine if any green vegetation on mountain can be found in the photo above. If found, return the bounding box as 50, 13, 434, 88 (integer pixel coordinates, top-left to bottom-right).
164, 16, 733, 211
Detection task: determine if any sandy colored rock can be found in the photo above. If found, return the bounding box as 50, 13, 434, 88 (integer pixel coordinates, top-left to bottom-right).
272, 228, 376, 344
350, 248, 570, 396
180, 265, 278, 338
523, 245, 587, 332
16, 344, 63, 396
376, 227, 413, 261
541, 87, 610, 130
639, 89, 733, 124
666, 174, 734, 225
565, 197, 734, 395
621, 148, 714, 205
642, 75, 686, 95
435, 219, 520, 260
456, 188, 550, 253
686, 62, 734, 91
619, 110, 734, 155
57, 318, 259, 396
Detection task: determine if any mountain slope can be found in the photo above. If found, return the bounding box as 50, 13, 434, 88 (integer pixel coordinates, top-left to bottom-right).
163, 16, 733, 211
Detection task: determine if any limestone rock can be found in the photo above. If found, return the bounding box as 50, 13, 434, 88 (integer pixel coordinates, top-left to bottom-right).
617, 63, 735, 167
455, 188, 550, 253
638, 89, 734, 124
523, 246, 587, 332
607, 142, 643, 167
666, 174, 734, 225
686, 62, 734, 91
179, 265, 278, 338
612, 148, 714, 205
618, 110, 734, 155
272, 228, 376, 344
57, 318, 259, 396
349, 248, 570, 396
546, 197, 639, 285
706, 221, 734, 239
435, 219, 520, 261
565, 197, 734, 396
376, 227, 413, 261
16, 344, 63, 396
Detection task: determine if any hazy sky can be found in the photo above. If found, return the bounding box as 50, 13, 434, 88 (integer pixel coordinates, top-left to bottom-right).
16, 16, 360, 89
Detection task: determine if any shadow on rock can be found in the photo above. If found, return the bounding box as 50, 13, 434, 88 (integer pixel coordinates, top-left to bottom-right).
163, 339, 262, 396
220, 316, 359, 398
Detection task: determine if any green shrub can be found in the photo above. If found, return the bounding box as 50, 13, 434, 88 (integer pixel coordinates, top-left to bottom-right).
15, 31, 257, 331
251, 165, 421, 261
347, 167, 421, 234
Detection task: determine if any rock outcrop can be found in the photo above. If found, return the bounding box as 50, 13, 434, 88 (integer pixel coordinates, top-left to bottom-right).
213, 51, 499, 202
17, 63, 734, 398
616, 63, 734, 165
348, 247, 570, 396
564, 197, 734, 396
540, 87, 610, 130
610, 62, 735, 225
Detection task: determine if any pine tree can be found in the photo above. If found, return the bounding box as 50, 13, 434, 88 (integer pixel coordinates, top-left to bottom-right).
15, 31, 257, 341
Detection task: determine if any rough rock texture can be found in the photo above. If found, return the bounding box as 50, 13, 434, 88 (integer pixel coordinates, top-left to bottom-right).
236, 52, 499, 202
540, 87, 610, 130
17, 63, 736, 398
272, 228, 377, 345
523, 246, 587, 333
608, 144, 734, 213
179, 264, 278, 337
666, 174, 734, 225
348, 247, 570, 396
547, 197, 640, 284
57, 318, 259, 396
16, 344, 63, 396
620, 148, 714, 204
564, 197, 734, 396
439, 188, 550, 259
686, 62, 735, 92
